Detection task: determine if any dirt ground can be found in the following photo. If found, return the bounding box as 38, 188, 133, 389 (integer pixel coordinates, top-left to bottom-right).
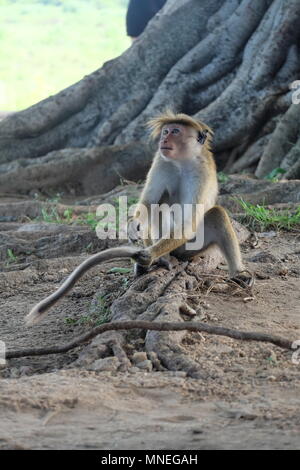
0, 196, 300, 450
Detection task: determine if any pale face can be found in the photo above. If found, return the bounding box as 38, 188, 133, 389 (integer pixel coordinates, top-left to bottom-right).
159, 123, 200, 161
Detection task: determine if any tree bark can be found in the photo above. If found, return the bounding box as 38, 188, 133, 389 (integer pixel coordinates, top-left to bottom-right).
0, 0, 299, 195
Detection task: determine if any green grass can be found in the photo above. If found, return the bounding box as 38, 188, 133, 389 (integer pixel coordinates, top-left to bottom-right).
39, 206, 64, 223
236, 198, 300, 232
36, 194, 139, 232
108, 267, 131, 274
37, 205, 101, 229
80, 212, 100, 231
0, 0, 130, 111
264, 168, 286, 183
6, 248, 18, 264
65, 293, 111, 326
217, 171, 229, 183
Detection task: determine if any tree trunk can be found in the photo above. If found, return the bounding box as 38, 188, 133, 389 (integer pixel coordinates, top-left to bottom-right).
0, 0, 300, 195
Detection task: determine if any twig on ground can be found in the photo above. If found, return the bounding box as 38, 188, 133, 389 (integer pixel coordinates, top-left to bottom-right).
6, 320, 294, 359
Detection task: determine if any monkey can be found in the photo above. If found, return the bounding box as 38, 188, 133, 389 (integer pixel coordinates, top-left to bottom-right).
129, 110, 252, 283
26, 110, 252, 326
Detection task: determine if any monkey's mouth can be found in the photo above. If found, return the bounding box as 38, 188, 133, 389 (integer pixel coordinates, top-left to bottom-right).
160, 147, 173, 150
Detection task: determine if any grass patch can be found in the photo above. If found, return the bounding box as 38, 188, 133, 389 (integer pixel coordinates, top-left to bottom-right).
36, 205, 101, 229
77, 212, 100, 231
6, 248, 18, 264
39, 206, 64, 223
264, 168, 286, 182
217, 171, 229, 183
108, 267, 131, 274
65, 293, 111, 326
236, 198, 300, 232
36, 195, 140, 234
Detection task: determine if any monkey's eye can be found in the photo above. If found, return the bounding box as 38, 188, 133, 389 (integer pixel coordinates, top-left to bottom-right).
161, 127, 181, 137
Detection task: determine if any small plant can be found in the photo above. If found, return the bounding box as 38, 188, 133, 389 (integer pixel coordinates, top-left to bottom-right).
264, 168, 286, 183
108, 267, 132, 274
63, 208, 74, 223
35, 196, 138, 233
6, 248, 18, 264
266, 355, 277, 366
80, 212, 100, 231
47, 193, 62, 204
65, 294, 111, 327
217, 172, 229, 183
236, 198, 300, 231
122, 277, 130, 289
40, 206, 62, 223
37, 206, 102, 229
92, 294, 111, 326
64, 317, 77, 326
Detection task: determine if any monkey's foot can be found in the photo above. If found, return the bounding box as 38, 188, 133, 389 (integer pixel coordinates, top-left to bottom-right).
230, 270, 254, 289
155, 256, 173, 271
133, 263, 150, 277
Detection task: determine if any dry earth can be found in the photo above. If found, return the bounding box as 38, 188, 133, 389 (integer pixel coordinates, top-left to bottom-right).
0, 194, 299, 450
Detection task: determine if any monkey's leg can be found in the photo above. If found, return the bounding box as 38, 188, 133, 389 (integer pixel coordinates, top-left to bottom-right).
204, 205, 245, 277
128, 212, 153, 277
134, 254, 173, 276
175, 206, 252, 285
155, 254, 173, 270
134, 263, 149, 277
135, 254, 174, 276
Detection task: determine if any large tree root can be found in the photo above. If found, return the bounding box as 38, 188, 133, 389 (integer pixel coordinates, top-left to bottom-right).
6, 256, 296, 376
255, 103, 300, 178
4, 220, 269, 379
0, 144, 153, 196
64, 222, 249, 375
0, 0, 300, 194
2, 190, 298, 377
6, 220, 290, 379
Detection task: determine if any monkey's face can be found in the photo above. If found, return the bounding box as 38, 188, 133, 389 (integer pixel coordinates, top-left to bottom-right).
159, 123, 200, 161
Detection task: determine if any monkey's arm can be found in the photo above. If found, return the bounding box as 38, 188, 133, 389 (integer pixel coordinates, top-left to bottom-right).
135, 182, 215, 265
130, 156, 167, 246
26, 246, 141, 325
136, 203, 203, 265
138, 235, 188, 265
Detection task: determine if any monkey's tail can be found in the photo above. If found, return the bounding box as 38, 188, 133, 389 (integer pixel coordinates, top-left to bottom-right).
26, 246, 141, 326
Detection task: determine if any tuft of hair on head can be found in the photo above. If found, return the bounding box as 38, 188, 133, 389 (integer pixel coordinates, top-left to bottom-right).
146, 109, 213, 145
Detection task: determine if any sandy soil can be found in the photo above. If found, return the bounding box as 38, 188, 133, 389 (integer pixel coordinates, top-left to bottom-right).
0, 198, 299, 450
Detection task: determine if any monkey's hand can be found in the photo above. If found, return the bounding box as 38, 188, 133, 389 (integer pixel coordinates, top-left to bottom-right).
132, 248, 152, 267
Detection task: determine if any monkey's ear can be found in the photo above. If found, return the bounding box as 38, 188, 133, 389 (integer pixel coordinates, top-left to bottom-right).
197, 130, 208, 145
